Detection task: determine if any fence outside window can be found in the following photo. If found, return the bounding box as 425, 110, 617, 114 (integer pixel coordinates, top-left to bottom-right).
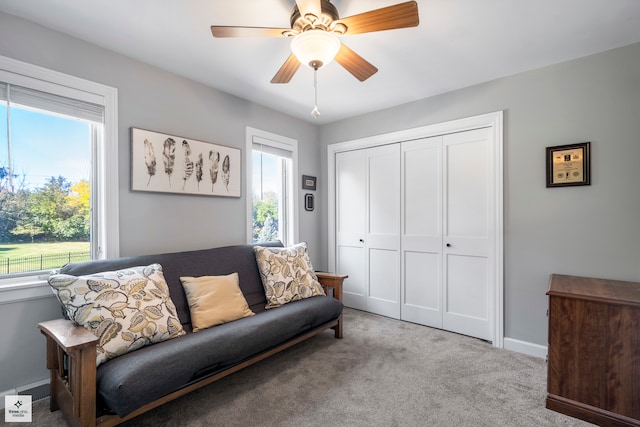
0, 251, 90, 275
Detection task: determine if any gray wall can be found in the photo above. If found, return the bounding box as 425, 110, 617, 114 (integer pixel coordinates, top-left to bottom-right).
319, 42, 640, 346
0, 11, 321, 392
0, 296, 62, 393
1, 8, 639, 393
0, 12, 322, 258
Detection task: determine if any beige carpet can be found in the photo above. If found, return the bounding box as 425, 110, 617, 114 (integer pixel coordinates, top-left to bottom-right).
3, 308, 593, 426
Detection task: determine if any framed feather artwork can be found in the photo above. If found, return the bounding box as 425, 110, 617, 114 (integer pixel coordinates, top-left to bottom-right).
131, 127, 241, 197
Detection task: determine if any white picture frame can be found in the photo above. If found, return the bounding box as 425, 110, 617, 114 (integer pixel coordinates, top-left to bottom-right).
131, 127, 241, 197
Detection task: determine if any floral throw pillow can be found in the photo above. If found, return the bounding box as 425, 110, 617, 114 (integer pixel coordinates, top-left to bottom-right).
48, 263, 185, 366
254, 243, 325, 309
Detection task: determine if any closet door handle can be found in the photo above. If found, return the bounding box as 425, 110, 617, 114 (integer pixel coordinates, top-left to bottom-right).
359, 239, 364, 243
446, 243, 451, 247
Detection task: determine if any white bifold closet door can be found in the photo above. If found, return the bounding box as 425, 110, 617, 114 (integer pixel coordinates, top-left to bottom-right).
400, 136, 443, 327
336, 127, 495, 341
336, 144, 401, 318
335, 149, 367, 311
366, 144, 401, 318
401, 127, 495, 341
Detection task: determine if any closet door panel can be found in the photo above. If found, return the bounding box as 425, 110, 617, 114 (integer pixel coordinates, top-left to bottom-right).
336, 151, 367, 237
446, 254, 489, 319
336, 150, 367, 310
401, 137, 443, 327
366, 144, 401, 318
368, 146, 400, 236
403, 251, 442, 326
338, 245, 367, 309
367, 248, 400, 318
446, 135, 490, 239
404, 143, 441, 238
442, 128, 494, 341
444, 254, 490, 339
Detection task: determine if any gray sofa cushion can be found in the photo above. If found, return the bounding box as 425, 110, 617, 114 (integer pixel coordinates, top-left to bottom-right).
96, 295, 343, 417
59, 241, 283, 331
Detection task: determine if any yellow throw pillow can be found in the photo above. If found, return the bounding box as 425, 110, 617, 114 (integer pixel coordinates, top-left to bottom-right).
180, 273, 254, 332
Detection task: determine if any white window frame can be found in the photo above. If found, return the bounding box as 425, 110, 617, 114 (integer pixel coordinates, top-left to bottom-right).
0, 55, 119, 303
245, 127, 298, 246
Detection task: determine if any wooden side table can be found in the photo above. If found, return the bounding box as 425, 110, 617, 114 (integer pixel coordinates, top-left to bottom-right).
546, 274, 640, 426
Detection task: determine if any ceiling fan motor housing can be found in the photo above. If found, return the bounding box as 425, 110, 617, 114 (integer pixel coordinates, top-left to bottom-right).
290, 0, 346, 34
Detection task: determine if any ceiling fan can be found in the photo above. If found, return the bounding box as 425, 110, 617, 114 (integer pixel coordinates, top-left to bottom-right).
211, 0, 419, 84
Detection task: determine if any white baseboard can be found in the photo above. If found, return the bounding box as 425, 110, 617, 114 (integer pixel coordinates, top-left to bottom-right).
0, 378, 49, 410
503, 337, 548, 359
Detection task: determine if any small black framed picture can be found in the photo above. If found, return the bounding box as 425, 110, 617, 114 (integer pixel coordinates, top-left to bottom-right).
546, 142, 591, 188
302, 175, 316, 191
304, 193, 314, 211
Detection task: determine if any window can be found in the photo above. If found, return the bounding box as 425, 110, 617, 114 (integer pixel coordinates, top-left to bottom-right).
246, 127, 298, 246
0, 55, 118, 284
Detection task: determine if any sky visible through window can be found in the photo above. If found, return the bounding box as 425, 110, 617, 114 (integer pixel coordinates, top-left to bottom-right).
252, 150, 282, 198
0, 104, 90, 190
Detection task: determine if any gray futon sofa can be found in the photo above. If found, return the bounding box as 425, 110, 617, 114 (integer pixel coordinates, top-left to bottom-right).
38, 241, 345, 427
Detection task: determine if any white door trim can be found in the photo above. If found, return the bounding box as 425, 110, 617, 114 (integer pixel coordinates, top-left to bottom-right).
327, 111, 504, 348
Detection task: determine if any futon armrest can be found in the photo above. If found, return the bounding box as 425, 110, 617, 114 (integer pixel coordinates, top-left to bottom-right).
39, 318, 98, 426
316, 272, 348, 302
38, 318, 98, 351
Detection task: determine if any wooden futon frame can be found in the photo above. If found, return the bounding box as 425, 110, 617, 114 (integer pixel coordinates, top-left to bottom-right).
38, 272, 345, 427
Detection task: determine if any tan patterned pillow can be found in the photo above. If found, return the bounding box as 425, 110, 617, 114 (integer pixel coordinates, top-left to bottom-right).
180, 273, 255, 332
48, 264, 185, 366
254, 243, 325, 309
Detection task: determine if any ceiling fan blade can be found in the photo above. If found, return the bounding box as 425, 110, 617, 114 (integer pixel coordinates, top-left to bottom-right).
337, 1, 419, 35
334, 43, 378, 82
295, 0, 322, 18
211, 26, 289, 38
271, 54, 302, 84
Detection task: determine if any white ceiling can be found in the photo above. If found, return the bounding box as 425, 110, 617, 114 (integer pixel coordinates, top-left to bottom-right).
1, 0, 640, 124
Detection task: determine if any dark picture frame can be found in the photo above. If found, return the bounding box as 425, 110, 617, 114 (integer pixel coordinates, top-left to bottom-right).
546, 142, 591, 188
304, 193, 314, 211
302, 175, 317, 191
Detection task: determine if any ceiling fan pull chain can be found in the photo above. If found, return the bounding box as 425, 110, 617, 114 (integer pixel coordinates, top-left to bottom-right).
311, 67, 320, 118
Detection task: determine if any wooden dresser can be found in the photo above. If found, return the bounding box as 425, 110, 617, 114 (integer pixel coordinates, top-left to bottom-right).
546, 274, 640, 426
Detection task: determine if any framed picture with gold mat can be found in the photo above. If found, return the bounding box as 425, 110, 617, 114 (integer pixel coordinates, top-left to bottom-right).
546, 142, 590, 188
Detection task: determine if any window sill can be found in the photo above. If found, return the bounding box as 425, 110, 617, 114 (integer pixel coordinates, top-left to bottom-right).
0, 276, 53, 305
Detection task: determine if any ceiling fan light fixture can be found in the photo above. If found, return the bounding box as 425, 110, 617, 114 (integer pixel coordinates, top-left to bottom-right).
290, 30, 340, 69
